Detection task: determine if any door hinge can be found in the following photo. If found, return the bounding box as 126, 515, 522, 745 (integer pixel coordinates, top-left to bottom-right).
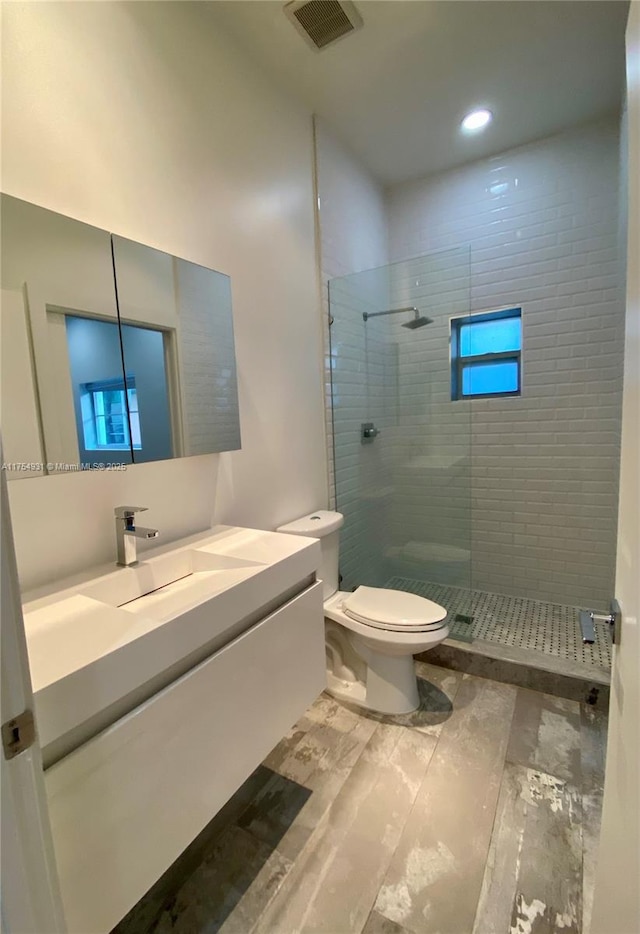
2, 709, 36, 759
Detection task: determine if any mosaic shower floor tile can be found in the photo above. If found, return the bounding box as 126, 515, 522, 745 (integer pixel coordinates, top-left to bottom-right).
385, 577, 612, 671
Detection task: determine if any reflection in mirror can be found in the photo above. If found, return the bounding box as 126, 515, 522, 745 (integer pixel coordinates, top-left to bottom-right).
0, 288, 44, 478
112, 237, 241, 460
0, 195, 242, 478
0, 194, 131, 477
65, 315, 173, 463
119, 323, 173, 462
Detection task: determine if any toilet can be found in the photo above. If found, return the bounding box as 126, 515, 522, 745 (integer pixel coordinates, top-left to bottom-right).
277, 510, 449, 715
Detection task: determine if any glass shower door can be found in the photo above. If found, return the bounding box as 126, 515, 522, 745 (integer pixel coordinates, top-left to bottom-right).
328, 247, 472, 625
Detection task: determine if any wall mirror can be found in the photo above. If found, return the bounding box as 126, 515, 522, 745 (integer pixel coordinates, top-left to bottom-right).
0, 194, 241, 479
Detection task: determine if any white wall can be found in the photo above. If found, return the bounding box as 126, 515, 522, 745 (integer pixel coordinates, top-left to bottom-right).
388, 120, 625, 608
1, 1, 327, 590
0, 291, 44, 478
314, 119, 389, 583
591, 5, 640, 930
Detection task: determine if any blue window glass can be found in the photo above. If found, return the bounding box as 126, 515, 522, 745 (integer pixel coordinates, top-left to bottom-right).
462, 361, 519, 396
459, 317, 521, 357
451, 308, 521, 399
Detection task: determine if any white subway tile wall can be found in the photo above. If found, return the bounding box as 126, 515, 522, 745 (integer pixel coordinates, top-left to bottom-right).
385, 248, 472, 590
387, 119, 625, 609
176, 266, 241, 455
329, 269, 397, 587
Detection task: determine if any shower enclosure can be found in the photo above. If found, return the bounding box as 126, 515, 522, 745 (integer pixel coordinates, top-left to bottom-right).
328, 247, 473, 608
328, 249, 612, 672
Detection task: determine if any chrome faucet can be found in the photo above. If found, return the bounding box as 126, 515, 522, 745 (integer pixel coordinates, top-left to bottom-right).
114, 506, 159, 567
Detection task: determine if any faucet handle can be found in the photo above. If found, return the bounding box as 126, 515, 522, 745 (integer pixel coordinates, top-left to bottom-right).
114, 505, 148, 519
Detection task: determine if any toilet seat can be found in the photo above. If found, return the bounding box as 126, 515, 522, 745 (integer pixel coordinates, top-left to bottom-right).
342, 586, 447, 633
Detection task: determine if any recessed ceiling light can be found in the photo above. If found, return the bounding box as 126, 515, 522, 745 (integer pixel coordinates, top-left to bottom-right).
461, 109, 493, 133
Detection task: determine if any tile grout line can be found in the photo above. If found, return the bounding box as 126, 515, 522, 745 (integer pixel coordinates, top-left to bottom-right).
468, 682, 520, 934
370, 669, 474, 934
354, 704, 459, 934
349, 728, 436, 934
248, 719, 401, 934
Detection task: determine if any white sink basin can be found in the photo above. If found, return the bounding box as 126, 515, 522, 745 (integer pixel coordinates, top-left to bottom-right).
26, 547, 265, 693
82, 547, 265, 614
22, 525, 321, 763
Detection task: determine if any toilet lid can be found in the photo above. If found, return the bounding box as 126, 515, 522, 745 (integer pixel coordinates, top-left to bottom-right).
342, 586, 447, 632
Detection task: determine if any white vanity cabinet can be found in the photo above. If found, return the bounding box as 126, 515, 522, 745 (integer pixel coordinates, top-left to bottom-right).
44, 581, 324, 934
22, 527, 325, 934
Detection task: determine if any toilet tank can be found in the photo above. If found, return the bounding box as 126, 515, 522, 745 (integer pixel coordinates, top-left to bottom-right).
276, 510, 344, 600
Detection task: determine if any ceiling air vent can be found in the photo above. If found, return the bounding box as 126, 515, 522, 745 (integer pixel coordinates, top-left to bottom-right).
284, 0, 363, 51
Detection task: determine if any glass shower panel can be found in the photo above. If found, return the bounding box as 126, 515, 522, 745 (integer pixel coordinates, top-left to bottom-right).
329, 247, 472, 606
328, 263, 394, 590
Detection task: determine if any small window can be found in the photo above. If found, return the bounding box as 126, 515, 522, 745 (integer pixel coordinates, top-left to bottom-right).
451, 308, 522, 400
80, 377, 142, 451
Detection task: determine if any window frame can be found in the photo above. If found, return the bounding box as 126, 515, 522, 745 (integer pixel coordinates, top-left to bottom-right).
79, 376, 142, 452
450, 307, 522, 401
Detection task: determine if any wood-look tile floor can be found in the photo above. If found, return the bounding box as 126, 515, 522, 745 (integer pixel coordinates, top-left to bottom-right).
114, 662, 608, 934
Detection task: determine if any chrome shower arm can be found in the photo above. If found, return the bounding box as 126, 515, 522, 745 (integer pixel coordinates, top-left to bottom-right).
362, 307, 418, 322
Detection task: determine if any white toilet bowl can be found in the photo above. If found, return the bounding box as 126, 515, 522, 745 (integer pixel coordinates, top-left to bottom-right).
277, 511, 449, 715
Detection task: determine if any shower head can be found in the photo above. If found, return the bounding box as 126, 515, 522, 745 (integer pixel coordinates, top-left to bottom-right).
362, 306, 433, 328
402, 313, 433, 329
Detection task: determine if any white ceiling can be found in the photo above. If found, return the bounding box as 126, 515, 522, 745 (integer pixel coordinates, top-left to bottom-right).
207, 1, 629, 185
